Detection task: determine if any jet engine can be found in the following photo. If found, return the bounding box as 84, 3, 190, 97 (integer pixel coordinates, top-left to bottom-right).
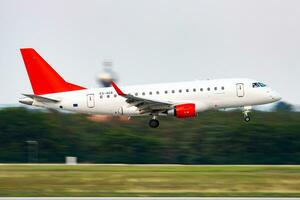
168, 103, 196, 118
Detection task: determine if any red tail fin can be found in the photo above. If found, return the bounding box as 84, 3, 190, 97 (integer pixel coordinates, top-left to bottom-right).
20, 48, 85, 95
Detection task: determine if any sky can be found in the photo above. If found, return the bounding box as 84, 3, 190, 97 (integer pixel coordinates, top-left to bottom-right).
0, 0, 299, 105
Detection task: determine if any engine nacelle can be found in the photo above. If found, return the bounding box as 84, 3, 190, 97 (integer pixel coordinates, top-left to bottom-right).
168, 103, 196, 118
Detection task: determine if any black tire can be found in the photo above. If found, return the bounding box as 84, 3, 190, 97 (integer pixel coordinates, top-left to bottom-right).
149, 119, 159, 128
244, 116, 250, 122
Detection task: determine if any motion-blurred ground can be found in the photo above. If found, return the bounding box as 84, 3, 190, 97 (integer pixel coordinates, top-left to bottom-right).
0, 107, 299, 164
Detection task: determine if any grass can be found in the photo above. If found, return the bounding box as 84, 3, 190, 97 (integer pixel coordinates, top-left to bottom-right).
0, 165, 299, 197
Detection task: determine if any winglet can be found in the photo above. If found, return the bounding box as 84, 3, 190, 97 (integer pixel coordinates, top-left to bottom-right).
111, 81, 126, 96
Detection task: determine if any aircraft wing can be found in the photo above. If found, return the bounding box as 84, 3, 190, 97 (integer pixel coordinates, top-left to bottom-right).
111, 82, 174, 114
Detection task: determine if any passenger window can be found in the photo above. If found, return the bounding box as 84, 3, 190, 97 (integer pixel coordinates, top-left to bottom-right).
165, 90, 168, 94
172, 90, 175, 93
193, 88, 196, 92
200, 88, 203, 92
179, 89, 182, 93
135, 92, 138, 96
156, 91, 159, 95
221, 86, 224, 90
186, 89, 189, 92
142, 92, 145, 96
114, 94, 117, 98
149, 91, 152, 95
107, 95, 110, 98
100, 95, 103, 99
214, 87, 217, 91
207, 87, 210, 91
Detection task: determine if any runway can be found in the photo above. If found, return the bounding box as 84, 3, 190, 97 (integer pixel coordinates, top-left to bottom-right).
0, 198, 299, 200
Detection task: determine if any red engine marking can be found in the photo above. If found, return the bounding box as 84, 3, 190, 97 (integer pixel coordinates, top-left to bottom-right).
175, 103, 196, 118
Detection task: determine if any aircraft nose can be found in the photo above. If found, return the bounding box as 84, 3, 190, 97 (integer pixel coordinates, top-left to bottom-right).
271, 91, 281, 102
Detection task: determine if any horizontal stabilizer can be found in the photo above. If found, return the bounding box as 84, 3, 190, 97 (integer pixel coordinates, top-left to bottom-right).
22, 94, 61, 103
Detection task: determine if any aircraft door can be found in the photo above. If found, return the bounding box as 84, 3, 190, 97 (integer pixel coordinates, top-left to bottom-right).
236, 83, 244, 97
87, 94, 95, 108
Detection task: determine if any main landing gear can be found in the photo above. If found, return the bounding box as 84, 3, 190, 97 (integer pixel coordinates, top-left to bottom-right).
243, 106, 251, 122
149, 116, 159, 128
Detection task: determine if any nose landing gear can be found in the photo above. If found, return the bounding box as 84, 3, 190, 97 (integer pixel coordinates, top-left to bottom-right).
149, 116, 159, 128
243, 106, 252, 122
244, 115, 251, 122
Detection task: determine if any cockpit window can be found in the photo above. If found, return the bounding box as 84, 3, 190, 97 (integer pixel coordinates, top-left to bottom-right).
259, 82, 266, 87
252, 82, 266, 88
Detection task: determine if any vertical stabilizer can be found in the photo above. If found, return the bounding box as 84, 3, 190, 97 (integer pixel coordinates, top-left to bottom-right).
20, 48, 85, 95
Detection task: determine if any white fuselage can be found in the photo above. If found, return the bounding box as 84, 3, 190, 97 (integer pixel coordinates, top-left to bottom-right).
31, 78, 281, 116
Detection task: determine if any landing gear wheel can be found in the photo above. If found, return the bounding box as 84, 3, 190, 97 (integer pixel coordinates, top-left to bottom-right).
149, 119, 159, 128
242, 107, 252, 123
244, 115, 250, 122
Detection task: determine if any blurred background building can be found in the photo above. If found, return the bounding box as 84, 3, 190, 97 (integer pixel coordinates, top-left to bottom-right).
97, 59, 118, 88
88, 59, 128, 122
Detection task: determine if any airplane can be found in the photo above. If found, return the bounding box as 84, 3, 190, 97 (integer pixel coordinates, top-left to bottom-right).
19, 48, 281, 128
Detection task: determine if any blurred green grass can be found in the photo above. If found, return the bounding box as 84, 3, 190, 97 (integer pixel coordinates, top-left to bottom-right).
0, 165, 300, 197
